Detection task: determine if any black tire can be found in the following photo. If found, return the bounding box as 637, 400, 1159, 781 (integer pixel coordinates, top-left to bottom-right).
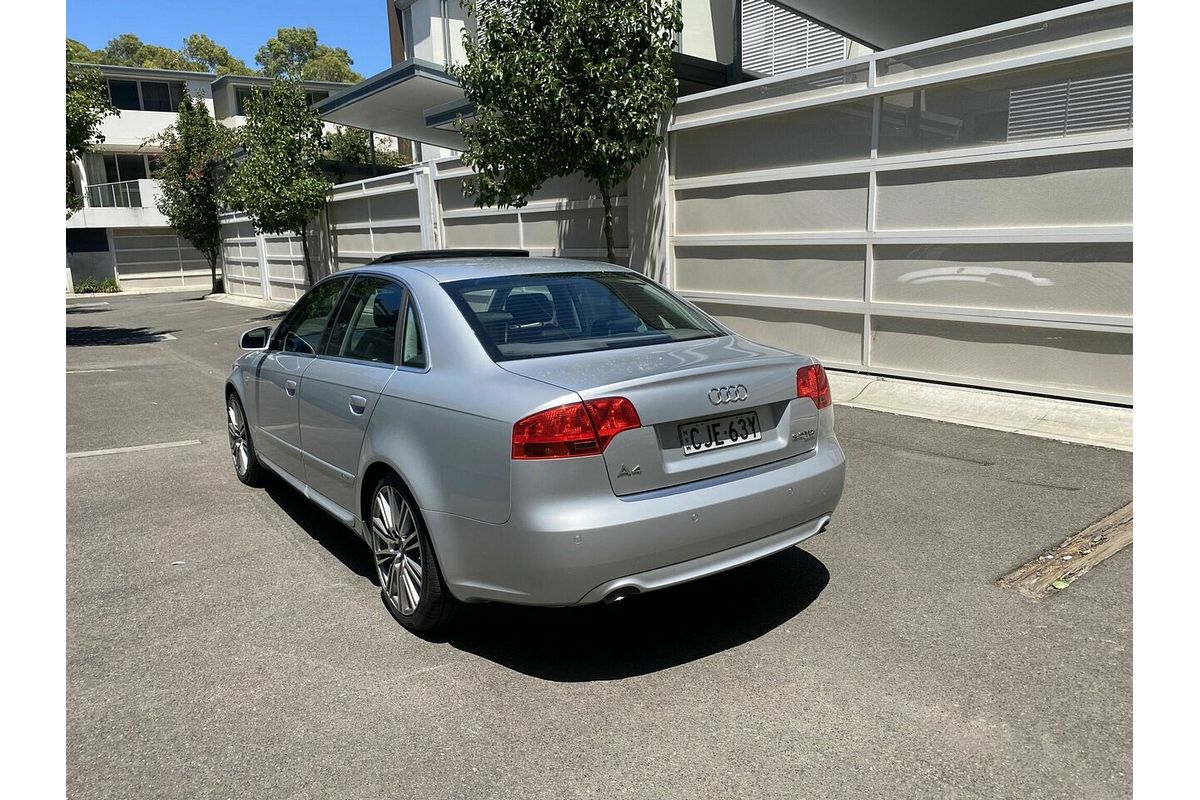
368, 472, 459, 632
226, 391, 265, 487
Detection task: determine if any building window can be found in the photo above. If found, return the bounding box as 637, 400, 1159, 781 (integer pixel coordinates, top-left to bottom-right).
107, 79, 141, 110
235, 87, 262, 116
105, 78, 187, 111
140, 81, 172, 111
305, 90, 330, 106
67, 229, 111, 254
99, 153, 152, 183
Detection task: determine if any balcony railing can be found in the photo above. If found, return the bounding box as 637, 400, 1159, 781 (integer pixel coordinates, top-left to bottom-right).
85, 180, 142, 208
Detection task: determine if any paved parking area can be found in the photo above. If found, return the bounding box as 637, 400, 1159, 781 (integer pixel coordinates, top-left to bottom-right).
67, 291, 1132, 799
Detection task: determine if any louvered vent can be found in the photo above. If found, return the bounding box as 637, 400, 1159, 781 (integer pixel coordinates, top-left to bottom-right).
741, 0, 849, 76
1007, 71, 1133, 141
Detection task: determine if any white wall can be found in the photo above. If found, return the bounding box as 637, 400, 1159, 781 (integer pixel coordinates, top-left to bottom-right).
681, 0, 735, 63
407, 0, 470, 66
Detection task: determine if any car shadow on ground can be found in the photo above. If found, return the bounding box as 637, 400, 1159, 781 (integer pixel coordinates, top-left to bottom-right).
259, 472, 829, 682
437, 547, 829, 681
263, 477, 376, 582
66, 325, 179, 347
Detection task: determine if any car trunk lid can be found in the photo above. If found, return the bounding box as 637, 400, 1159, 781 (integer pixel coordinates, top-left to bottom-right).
500, 336, 821, 495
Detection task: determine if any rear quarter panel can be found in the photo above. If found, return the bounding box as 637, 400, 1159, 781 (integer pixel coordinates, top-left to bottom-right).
356, 270, 582, 525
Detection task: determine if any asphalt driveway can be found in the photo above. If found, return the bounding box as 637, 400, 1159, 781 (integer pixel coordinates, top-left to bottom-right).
66, 291, 1132, 799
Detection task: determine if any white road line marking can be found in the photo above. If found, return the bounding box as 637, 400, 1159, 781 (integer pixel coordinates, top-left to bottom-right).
66, 368, 118, 374
66, 439, 202, 459
67, 302, 110, 309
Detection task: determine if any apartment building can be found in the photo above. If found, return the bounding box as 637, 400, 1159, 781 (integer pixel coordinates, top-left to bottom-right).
219, 0, 1132, 405
66, 64, 350, 292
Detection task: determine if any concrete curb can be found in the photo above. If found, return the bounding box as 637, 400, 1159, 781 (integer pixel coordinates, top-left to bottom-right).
204, 293, 294, 313
826, 371, 1132, 452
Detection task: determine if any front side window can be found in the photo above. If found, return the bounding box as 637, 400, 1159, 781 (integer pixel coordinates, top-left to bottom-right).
445, 271, 724, 361
272, 278, 349, 355
325, 277, 404, 364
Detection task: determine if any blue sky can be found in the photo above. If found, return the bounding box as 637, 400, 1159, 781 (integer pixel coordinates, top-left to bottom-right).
65, 0, 391, 77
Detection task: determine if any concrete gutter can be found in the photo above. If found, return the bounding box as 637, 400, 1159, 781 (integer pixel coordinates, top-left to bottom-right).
827, 371, 1132, 452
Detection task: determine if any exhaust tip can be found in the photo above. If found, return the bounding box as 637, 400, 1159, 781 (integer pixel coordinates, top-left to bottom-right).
603, 586, 641, 605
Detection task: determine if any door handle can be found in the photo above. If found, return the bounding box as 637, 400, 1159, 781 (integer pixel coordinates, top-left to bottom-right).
349, 395, 368, 415
285, 379, 298, 397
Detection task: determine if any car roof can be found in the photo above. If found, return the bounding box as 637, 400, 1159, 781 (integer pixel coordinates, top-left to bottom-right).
344, 256, 634, 284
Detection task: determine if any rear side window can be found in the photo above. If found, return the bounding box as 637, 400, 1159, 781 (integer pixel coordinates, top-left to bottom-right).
400, 300, 426, 368
325, 276, 404, 364
444, 271, 724, 361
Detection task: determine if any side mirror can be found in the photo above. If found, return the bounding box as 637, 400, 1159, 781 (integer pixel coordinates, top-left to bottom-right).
239, 326, 272, 350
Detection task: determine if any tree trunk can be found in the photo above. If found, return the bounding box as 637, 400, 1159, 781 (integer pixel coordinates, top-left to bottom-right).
299, 225, 315, 287
207, 251, 224, 294
600, 187, 616, 265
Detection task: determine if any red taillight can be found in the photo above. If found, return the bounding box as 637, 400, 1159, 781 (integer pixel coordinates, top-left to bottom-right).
796, 364, 832, 409
583, 396, 642, 450
512, 397, 641, 459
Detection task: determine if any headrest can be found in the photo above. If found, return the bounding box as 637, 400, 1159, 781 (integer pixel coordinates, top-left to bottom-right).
373, 296, 399, 328
503, 293, 553, 326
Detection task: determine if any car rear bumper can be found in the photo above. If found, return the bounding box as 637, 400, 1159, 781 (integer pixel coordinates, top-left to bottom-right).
425, 437, 845, 606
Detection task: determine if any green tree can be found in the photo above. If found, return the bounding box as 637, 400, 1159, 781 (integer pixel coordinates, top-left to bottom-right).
255, 27, 362, 82
182, 33, 254, 75
225, 77, 331, 286
323, 125, 372, 165
66, 60, 118, 215
147, 92, 239, 293
66, 38, 99, 63
80, 33, 205, 71
450, 0, 681, 264
322, 126, 412, 181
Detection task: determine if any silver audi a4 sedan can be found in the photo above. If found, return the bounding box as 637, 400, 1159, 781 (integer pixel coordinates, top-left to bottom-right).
225, 251, 845, 631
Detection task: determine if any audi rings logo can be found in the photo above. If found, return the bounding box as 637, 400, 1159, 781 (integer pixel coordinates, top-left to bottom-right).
708, 384, 749, 405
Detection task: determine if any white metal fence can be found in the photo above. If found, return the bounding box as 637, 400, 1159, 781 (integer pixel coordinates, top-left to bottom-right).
220, 158, 630, 303
668, 0, 1132, 404
218, 0, 1132, 405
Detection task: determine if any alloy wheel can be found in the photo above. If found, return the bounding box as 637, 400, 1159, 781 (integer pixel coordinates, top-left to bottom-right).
227, 398, 250, 477
371, 484, 424, 616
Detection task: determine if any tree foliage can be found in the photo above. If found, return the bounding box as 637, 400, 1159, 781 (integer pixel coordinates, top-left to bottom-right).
255, 27, 362, 83
182, 34, 255, 75
323, 126, 411, 169
450, 0, 682, 263
66, 58, 118, 215
76, 33, 202, 71
147, 93, 239, 293
224, 77, 331, 286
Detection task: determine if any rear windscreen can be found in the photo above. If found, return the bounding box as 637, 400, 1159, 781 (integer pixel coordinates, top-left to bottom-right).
444, 272, 725, 361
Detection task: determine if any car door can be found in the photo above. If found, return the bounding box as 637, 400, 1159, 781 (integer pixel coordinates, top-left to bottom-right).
298, 275, 413, 513
250, 276, 350, 482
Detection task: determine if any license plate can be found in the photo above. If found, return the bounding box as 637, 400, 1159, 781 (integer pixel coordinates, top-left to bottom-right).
679, 411, 762, 456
